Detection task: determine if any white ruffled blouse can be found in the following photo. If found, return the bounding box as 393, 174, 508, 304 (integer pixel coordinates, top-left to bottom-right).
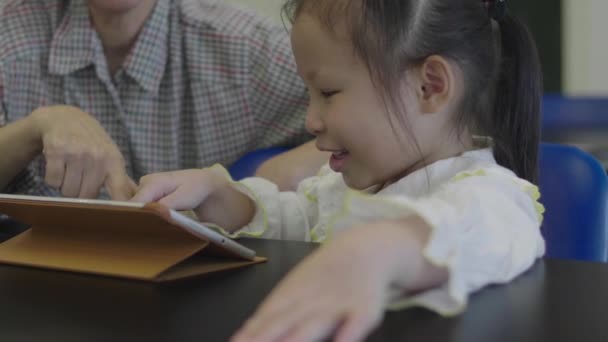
212, 148, 545, 315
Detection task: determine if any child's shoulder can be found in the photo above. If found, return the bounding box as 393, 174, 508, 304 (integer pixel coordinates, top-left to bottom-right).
448, 148, 514, 181
426, 148, 539, 204
382, 148, 526, 198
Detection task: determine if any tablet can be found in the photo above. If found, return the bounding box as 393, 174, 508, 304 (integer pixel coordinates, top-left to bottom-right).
0, 194, 256, 261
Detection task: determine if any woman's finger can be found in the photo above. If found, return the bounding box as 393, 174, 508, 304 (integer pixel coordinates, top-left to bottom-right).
78, 154, 105, 198
61, 158, 84, 198
44, 157, 66, 190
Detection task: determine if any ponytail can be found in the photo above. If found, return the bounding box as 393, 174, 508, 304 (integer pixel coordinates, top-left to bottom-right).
491, 13, 543, 183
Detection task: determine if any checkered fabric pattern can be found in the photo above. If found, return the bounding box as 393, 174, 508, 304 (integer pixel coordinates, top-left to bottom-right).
0, 0, 310, 196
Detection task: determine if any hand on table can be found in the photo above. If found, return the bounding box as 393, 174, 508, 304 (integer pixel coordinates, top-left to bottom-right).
231, 217, 442, 342
231, 224, 403, 342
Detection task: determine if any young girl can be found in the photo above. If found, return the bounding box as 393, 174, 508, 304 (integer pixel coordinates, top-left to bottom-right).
132, 0, 545, 341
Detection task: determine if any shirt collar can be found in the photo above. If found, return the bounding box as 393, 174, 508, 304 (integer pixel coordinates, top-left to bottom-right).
121, 0, 170, 94
48, 0, 96, 76
48, 0, 170, 94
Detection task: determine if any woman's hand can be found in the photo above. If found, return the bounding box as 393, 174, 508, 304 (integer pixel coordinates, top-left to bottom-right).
31, 105, 135, 200
232, 217, 444, 342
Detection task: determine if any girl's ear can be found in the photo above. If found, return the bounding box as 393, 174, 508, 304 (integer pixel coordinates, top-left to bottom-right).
415, 55, 457, 114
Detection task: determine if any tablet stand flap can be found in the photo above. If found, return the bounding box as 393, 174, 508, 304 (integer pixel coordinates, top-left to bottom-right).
0, 199, 209, 280
0, 227, 208, 280
157, 255, 267, 282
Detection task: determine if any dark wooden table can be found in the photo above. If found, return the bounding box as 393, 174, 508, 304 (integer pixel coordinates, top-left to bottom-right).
1, 221, 608, 341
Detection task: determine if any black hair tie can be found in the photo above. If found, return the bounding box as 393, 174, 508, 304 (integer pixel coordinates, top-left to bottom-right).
483, 0, 506, 21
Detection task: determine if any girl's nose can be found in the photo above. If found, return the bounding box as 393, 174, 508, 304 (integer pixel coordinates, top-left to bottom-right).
305, 107, 324, 136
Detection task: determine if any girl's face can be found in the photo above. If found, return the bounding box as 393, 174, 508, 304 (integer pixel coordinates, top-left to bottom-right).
291, 13, 451, 190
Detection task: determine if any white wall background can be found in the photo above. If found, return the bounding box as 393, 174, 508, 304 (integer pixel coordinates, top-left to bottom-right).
223, 0, 283, 23
563, 0, 608, 96
226, 0, 608, 96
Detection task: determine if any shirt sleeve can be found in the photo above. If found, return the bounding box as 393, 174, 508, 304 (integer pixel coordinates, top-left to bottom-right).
0, 63, 58, 196
330, 168, 545, 315
207, 165, 323, 241
245, 21, 312, 149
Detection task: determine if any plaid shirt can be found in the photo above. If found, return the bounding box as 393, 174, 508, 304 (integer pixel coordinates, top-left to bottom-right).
0, 0, 310, 196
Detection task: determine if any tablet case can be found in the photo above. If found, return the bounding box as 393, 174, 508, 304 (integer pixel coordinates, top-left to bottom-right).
0, 197, 265, 282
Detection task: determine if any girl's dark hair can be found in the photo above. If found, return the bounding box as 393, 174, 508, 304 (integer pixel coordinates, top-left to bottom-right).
282, 0, 542, 183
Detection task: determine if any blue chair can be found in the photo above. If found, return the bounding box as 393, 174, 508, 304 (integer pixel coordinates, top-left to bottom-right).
539, 143, 608, 261
228, 147, 290, 181
542, 95, 608, 148
229, 143, 608, 262
542, 94, 608, 133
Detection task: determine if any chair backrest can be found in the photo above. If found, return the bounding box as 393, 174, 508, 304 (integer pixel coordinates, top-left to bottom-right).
542, 95, 608, 133
539, 143, 608, 261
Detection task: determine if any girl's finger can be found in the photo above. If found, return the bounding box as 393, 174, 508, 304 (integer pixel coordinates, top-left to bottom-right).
242, 274, 321, 330
280, 309, 344, 342
130, 178, 175, 203
233, 297, 330, 342
158, 187, 199, 210
334, 309, 383, 342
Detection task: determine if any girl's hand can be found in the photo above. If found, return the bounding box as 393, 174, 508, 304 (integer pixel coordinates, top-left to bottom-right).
132, 168, 254, 232
231, 218, 442, 342
131, 168, 225, 210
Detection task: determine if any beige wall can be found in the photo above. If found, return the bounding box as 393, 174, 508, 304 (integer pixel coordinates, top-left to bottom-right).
223, 0, 283, 22
563, 0, 608, 96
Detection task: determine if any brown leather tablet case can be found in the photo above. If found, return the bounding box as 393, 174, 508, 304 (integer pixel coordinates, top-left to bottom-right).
0, 197, 265, 282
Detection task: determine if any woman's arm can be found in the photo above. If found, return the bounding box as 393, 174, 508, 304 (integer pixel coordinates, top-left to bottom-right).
255, 141, 329, 191
0, 116, 42, 191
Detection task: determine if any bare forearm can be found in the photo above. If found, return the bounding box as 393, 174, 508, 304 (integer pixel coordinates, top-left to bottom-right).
378, 216, 448, 293
256, 141, 329, 191
0, 116, 41, 191
195, 174, 256, 232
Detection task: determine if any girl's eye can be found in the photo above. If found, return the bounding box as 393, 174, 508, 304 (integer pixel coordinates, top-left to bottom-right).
320, 90, 339, 98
